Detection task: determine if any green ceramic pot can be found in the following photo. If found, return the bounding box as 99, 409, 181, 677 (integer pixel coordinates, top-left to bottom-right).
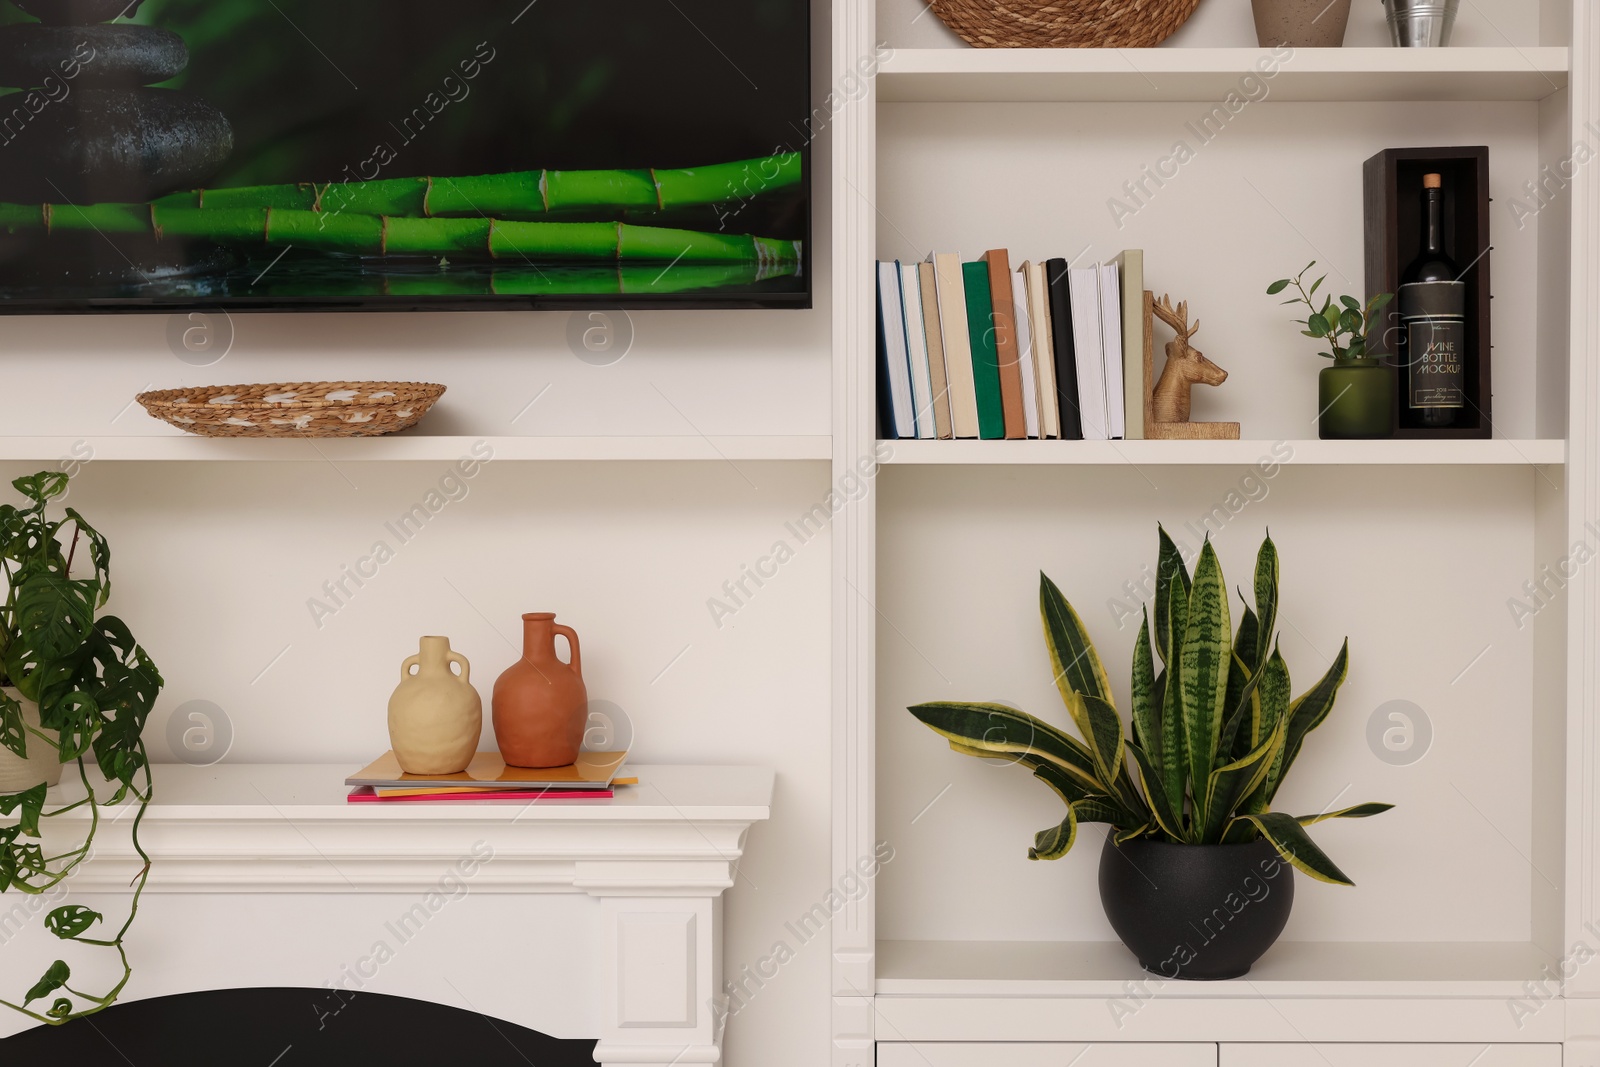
1318, 357, 1395, 440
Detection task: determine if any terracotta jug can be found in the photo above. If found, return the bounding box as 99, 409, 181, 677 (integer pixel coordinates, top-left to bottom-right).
387, 636, 482, 775
492, 613, 587, 768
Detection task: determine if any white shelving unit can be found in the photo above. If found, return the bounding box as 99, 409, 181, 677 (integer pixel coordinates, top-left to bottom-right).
0, 435, 832, 462
878, 46, 1571, 103
829, 1, 1600, 1063
882, 438, 1566, 465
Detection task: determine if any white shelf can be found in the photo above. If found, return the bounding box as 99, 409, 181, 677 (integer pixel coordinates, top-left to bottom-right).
876, 939, 1555, 999
880, 437, 1564, 465
0, 434, 832, 462
55, 762, 776, 820
877, 47, 1570, 103
47, 763, 775, 894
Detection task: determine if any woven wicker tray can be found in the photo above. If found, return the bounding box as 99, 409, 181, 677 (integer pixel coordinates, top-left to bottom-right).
928, 0, 1203, 48
136, 382, 447, 439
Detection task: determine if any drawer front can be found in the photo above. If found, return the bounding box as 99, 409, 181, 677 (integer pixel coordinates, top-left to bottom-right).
1221, 1045, 1559, 1067
878, 1043, 1216, 1067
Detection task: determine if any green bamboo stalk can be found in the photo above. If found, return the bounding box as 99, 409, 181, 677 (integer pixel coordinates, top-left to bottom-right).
0, 203, 802, 263
148, 153, 802, 219
498, 262, 801, 296
369, 262, 800, 297
250, 262, 800, 299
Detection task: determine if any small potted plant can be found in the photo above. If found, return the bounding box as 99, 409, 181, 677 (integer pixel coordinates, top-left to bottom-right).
0, 471, 163, 1024
908, 528, 1390, 980
1269, 262, 1396, 439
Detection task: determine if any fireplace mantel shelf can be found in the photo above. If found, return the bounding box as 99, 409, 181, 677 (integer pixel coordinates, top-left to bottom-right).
49, 762, 774, 896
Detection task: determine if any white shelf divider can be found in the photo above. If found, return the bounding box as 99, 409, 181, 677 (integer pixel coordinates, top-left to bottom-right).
870, 941, 1565, 1044
880, 437, 1565, 466
0, 435, 832, 463
877, 46, 1571, 104
875, 938, 1556, 999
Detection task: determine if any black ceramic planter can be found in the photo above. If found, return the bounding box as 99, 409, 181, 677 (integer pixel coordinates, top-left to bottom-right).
1098, 835, 1294, 980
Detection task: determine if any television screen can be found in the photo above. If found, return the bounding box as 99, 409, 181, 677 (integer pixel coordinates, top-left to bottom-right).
0, 0, 812, 312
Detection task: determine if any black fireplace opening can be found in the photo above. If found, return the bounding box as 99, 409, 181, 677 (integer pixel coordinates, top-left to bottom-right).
0, 986, 598, 1066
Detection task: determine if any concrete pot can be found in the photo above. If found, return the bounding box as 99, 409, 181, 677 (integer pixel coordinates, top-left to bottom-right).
0, 687, 63, 792
1251, 0, 1352, 47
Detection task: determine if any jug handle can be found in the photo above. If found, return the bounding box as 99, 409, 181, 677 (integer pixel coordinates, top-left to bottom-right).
553, 624, 581, 674
446, 651, 471, 684
400, 655, 421, 681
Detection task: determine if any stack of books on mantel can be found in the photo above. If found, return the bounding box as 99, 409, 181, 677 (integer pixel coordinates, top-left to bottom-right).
876, 248, 1145, 441
345, 750, 633, 803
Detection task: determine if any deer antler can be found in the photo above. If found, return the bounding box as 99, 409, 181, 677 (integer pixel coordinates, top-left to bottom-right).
1152, 294, 1198, 340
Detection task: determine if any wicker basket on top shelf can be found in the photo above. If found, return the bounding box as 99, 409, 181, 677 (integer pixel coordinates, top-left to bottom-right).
136, 381, 446, 439
928, 0, 1203, 47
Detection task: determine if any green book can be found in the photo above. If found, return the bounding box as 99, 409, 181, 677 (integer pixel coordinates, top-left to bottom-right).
962, 260, 1005, 439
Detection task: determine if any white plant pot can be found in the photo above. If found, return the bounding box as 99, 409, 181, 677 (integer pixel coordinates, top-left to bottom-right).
0, 687, 63, 792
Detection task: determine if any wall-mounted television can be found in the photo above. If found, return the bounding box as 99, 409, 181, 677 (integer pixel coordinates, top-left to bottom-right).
0, 0, 812, 312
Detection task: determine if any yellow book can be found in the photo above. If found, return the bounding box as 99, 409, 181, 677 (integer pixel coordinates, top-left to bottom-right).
346, 750, 627, 790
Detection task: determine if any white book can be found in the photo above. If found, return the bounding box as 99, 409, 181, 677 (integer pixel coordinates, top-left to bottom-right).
877, 260, 916, 439
901, 262, 936, 440
1098, 261, 1126, 440
1010, 272, 1040, 439
1067, 266, 1108, 441
1114, 250, 1145, 440
1023, 261, 1060, 438
931, 252, 979, 438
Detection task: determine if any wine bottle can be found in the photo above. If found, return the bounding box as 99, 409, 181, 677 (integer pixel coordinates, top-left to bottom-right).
1397, 173, 1466, 429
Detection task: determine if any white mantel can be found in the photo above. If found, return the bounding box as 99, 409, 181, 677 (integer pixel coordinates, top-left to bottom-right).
12, 763, 774, 1066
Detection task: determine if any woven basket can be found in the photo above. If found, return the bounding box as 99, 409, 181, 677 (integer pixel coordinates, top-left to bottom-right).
928, 0, 1204, 47
136, 382, 447, 439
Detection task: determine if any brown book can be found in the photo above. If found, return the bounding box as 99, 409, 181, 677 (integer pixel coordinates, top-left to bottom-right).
917, 260, 953, 439
982, 248, 1026, 439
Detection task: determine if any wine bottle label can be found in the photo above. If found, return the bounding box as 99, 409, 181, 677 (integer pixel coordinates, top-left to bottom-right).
1407, 318, 1465, 409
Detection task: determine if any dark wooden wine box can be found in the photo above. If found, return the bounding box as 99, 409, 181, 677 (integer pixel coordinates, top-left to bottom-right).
1362, 146, 1492, 438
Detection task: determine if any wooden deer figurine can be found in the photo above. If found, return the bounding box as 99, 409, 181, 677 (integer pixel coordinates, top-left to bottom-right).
1144, 292, 1239, 440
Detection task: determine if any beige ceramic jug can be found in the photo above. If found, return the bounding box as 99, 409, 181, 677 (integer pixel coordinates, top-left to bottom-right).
387, 637, 482, 775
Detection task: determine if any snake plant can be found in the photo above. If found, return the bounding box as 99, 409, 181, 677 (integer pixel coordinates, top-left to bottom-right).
908, 528, 1390, 885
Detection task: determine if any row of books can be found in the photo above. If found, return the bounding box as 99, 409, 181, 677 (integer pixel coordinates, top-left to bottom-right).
876, 248, 1146, 441
345, 749, 632, 803
347, 785, 619, 803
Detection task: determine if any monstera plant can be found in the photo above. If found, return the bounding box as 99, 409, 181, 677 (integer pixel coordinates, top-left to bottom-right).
909, 528, 1391, 979
0, 471, 163, 1023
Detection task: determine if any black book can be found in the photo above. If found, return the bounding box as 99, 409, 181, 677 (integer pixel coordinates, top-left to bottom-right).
1045, 257, 1085, 441
875, 270, 897, 439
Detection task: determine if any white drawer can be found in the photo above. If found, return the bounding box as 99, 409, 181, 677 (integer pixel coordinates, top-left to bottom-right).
878, 1043, 1216, 1067
1220, 1044, 1560, 1067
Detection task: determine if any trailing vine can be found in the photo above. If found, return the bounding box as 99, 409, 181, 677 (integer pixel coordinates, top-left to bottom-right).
0, 472, 162, 1024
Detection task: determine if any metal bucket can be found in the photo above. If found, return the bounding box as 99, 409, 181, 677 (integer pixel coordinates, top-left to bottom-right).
1383, 0, 1458, 46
